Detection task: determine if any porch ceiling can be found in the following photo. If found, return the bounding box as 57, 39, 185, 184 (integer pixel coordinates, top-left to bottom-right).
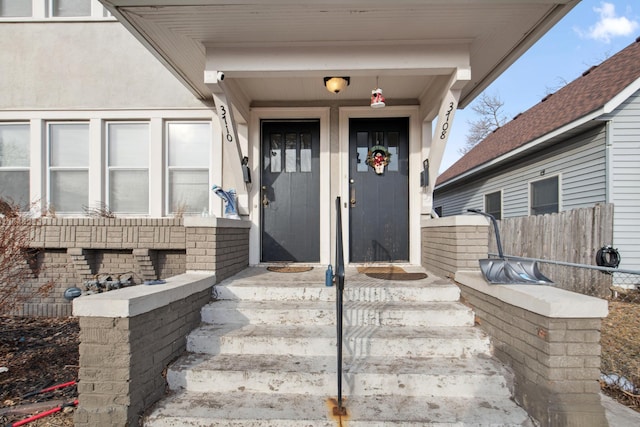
102, 0, 578, 112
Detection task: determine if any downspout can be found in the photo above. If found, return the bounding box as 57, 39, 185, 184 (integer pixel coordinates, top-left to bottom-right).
605, 120, 613, 205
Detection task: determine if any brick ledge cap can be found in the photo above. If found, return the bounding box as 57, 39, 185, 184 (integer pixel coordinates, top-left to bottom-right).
421, 215, 487, 228
184, 217, 250, 228
72, 272, 215, 318
455, 270, 608, 318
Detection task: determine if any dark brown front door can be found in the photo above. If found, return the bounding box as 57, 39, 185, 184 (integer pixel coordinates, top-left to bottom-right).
261, 120, 320, 262
349, 117, 409, 262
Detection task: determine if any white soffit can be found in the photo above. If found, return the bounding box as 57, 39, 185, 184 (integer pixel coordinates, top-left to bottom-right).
102, 1, 579, 106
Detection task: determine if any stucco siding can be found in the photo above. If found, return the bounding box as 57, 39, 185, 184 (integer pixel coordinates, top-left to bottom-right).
0, 22, 206, 110
607, 90, 640, 270
434, 125, 607, 218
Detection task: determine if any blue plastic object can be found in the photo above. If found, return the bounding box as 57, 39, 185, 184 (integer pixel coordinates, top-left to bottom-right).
325, 265, 334, 287
63, 287, 82, 301
211, 185, 240, 219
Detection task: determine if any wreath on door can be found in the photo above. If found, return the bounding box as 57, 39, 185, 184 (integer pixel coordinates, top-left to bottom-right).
365, 145, 391, 174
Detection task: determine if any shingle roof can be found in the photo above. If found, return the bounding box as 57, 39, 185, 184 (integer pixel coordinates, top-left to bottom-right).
437, 37, 640, 186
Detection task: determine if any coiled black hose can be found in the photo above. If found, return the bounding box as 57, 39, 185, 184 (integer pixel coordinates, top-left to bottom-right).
596, 245, 621, 269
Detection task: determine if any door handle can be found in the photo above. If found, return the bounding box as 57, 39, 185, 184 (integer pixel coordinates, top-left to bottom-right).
349, 179, 356, 207
261, 186, 269, 207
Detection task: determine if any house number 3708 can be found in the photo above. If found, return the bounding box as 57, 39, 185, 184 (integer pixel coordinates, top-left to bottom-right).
440, 102, 454, 140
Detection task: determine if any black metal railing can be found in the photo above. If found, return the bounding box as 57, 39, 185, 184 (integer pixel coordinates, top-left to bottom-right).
334, 196, 346, 415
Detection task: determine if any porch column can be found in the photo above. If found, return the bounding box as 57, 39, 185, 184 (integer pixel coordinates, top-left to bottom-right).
428, 89, 460, 188
205, 71, 250, 214
419, 88, 461, 217
420, 68, 470, 216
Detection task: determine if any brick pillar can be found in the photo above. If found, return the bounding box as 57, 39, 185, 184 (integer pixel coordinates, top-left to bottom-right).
421, 216, 489, 278
184, 217, 250, 281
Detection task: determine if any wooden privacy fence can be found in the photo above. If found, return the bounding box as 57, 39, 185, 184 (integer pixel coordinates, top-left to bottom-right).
488, 203, 614, 297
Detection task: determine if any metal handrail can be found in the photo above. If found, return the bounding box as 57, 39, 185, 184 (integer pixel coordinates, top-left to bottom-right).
334, 196, 346, 415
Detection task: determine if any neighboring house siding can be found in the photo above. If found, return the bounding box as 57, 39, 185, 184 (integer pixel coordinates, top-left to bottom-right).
434, 125, 607, 218
606, 90, 640, 270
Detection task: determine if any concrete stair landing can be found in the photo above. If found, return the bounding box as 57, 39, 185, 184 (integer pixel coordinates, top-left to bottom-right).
144, 267, 533, 426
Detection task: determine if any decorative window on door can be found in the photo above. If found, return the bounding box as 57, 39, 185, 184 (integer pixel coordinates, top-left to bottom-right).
387, 132, 399, 172
357, 130, 397, 173
356, 131, 369, 172
285, 133, 297, 172
269, 131, 312, 173
300, 133, 312, 172
269, 133, 282, 172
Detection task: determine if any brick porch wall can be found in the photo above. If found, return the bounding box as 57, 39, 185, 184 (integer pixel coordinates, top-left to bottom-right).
70, 217, 250, 426
422, 216, 609, 427
73, 283, 210, 427
456, 272, 608, 427
72, 273, 214, 427
14, 217, 249, 317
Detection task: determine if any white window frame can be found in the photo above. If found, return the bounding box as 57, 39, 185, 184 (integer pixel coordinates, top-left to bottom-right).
105, 121, 150, 215
0, 122, 30, 209
529, 174, 561, 216
165, 121, 212, 216
46, 121, 90, 214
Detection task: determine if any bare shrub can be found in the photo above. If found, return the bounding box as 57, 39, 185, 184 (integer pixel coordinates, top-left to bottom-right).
0, 199, 54, 315
82, 202, 116, 218
173, 202, 188, 219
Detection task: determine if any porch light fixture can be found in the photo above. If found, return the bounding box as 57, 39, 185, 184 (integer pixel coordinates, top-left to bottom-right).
324, 77, 350, 93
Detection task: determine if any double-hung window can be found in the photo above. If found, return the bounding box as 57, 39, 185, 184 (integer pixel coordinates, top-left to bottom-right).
49, 0, 91, 17
1, 0, 111, 19
107, 123, 149, 214
167, 122, 210, 214
484, 191, 502, 220
0, 123, 30, 209
530, 175, 559, 215
48, 122, 89, 213
0, 1, 32, 17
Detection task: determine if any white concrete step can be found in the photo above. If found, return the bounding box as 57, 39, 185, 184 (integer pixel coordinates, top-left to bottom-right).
144, 391, 533, 427
144, 267, 531, 427
214, 282, 461, 303
201, 300, 474, 327
167, 353, 513, 398
186, 324, 491, 358
213, 271, 460, 303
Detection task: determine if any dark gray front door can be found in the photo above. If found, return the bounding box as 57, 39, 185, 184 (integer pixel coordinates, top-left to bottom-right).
261, 120, 320, 262
349, 117, 409, 262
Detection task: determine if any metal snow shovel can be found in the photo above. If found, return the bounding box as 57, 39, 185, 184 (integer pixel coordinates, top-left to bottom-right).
467, 209, 553, 285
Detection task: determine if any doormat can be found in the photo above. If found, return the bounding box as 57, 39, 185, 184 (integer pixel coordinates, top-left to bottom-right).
357, 266, 427, 281
266, 266, 314, 273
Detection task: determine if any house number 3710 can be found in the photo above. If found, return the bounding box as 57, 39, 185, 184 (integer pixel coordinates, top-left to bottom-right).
440, 102, 454, 140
